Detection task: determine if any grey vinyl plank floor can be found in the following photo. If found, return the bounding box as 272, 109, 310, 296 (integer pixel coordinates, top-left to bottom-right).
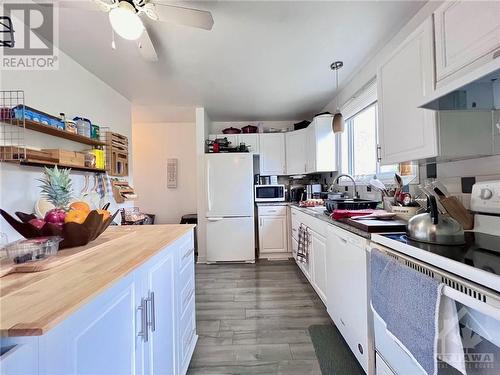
188, 260, 328, 375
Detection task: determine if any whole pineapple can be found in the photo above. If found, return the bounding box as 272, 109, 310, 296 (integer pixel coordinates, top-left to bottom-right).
38, 166, 73, 225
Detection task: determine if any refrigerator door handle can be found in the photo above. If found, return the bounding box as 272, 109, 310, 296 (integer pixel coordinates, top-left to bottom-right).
207, 217, 224, 222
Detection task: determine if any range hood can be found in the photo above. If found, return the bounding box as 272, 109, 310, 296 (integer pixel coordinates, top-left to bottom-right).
419, 59, 500, 111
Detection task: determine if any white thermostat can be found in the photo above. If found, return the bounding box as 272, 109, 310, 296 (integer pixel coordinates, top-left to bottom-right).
167, 158, 178, 188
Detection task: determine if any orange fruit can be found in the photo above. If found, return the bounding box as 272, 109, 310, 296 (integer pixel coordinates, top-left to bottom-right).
64, 209, 88, 224
96, 209, 111, 221
70, 201, 90, 214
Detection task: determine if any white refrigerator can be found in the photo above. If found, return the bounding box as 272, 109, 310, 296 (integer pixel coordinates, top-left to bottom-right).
205, 153, 255, 262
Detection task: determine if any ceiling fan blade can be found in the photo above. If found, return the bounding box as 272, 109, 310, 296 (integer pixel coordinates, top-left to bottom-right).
137, 28, 158, 62
147, 3, 214, 30
40, 0, 112, 12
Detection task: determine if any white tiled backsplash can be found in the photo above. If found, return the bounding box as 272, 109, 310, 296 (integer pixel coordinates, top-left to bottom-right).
419, 154, 500, 209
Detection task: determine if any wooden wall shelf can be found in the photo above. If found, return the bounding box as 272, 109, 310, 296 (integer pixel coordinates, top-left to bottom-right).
4, 119, 106, 147
6, 159, 106, 173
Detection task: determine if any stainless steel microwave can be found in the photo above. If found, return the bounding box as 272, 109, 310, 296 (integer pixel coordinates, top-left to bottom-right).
254, 184, 286, 202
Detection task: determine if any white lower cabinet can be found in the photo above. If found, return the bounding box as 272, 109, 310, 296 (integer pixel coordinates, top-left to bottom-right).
289, 207, 327, 303
326, 225, 370, 373
35, 272, 138, 375
142, 250, 177, 375
258, 205, 289, 258
0, 230, 196, 375
0, 340, 38, 375
310, 229, 327, 303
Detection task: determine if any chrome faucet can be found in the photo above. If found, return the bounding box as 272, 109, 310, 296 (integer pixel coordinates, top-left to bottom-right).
335, 174, 359, 199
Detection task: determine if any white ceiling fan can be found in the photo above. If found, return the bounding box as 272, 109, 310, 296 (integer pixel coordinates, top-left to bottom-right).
51, 0, 214, 62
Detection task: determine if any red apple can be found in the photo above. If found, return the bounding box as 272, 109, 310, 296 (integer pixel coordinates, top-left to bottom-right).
28, 218, 46, 229
44, 208, 66, 225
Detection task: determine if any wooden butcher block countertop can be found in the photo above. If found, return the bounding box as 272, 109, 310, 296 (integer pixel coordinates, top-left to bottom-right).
0, 224, 195, 337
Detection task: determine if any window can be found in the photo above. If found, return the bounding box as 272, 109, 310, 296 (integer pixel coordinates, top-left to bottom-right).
340, 103, 386, 176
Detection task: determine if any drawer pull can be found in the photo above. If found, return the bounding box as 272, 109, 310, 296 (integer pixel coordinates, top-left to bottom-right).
146, 291, 156, 332
182, 248, 194, 260
137, 298, 148, 342
184, 288, 195, 308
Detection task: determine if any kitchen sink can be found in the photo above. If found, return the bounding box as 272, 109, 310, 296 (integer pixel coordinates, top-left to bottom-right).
325, 198, 379, 212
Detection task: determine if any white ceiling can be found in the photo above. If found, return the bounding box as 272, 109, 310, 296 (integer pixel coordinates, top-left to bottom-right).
58, 1, 426, 122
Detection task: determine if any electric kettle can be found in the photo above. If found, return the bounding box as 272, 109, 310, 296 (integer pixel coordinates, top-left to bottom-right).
407, 195, 465, 245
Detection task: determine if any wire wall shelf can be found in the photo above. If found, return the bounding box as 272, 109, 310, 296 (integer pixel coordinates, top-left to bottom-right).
0, 90, 26, 162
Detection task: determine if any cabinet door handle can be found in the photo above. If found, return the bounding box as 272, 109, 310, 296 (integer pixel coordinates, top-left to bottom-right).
339, 237, 348, 244
137, 297, 148, 342
146, 291, 156, 332
183, 248, 195, 260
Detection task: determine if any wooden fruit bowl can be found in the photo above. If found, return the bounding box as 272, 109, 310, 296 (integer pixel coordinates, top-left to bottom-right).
0, 209, 118, 249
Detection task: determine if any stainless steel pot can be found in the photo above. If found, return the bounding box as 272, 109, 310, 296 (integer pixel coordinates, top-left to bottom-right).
407, 195, 465, 245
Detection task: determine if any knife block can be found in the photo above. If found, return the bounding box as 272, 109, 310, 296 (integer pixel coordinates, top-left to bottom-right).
440, 196, 474, 230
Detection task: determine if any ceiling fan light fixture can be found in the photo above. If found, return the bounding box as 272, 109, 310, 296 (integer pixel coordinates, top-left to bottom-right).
109, 1, 144, 41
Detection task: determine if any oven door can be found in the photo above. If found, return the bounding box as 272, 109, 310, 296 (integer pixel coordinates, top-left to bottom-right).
254, 185, 285, 202
374, 300, 500, 375
371, 247, 500, 375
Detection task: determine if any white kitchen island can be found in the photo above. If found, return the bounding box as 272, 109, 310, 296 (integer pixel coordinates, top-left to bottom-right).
0, 225, 196, 375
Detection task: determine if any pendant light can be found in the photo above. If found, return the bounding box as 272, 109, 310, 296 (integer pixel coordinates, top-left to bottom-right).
330, 61, 344, 134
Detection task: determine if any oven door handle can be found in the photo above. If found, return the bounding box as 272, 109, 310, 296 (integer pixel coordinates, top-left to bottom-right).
443, 286, 499, 320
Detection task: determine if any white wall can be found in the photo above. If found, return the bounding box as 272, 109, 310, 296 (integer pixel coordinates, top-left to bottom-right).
132, 122, 197, 224
0, 48, 132, 241
195, 108, 210, 262
323, 1, 443, 113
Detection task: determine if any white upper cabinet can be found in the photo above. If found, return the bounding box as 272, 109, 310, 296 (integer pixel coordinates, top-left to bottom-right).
377, 17, 438, 164
305, 116, 337, 173
434, 1, 500, 84
286, 129, 307, 175
259, 133, 286, 176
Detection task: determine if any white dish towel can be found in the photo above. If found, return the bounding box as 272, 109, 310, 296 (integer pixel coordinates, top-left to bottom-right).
438, 295, 467, 375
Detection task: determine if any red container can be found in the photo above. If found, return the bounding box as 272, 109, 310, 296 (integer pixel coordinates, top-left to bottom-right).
222, 127, 241, 134
241, 125, 258, 133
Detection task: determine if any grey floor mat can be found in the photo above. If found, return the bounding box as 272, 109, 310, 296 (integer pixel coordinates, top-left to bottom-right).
308, 324, 365, 375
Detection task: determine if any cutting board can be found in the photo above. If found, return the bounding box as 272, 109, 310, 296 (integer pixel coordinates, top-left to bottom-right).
0, 230, 130, 277
341, 218, 407, 233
